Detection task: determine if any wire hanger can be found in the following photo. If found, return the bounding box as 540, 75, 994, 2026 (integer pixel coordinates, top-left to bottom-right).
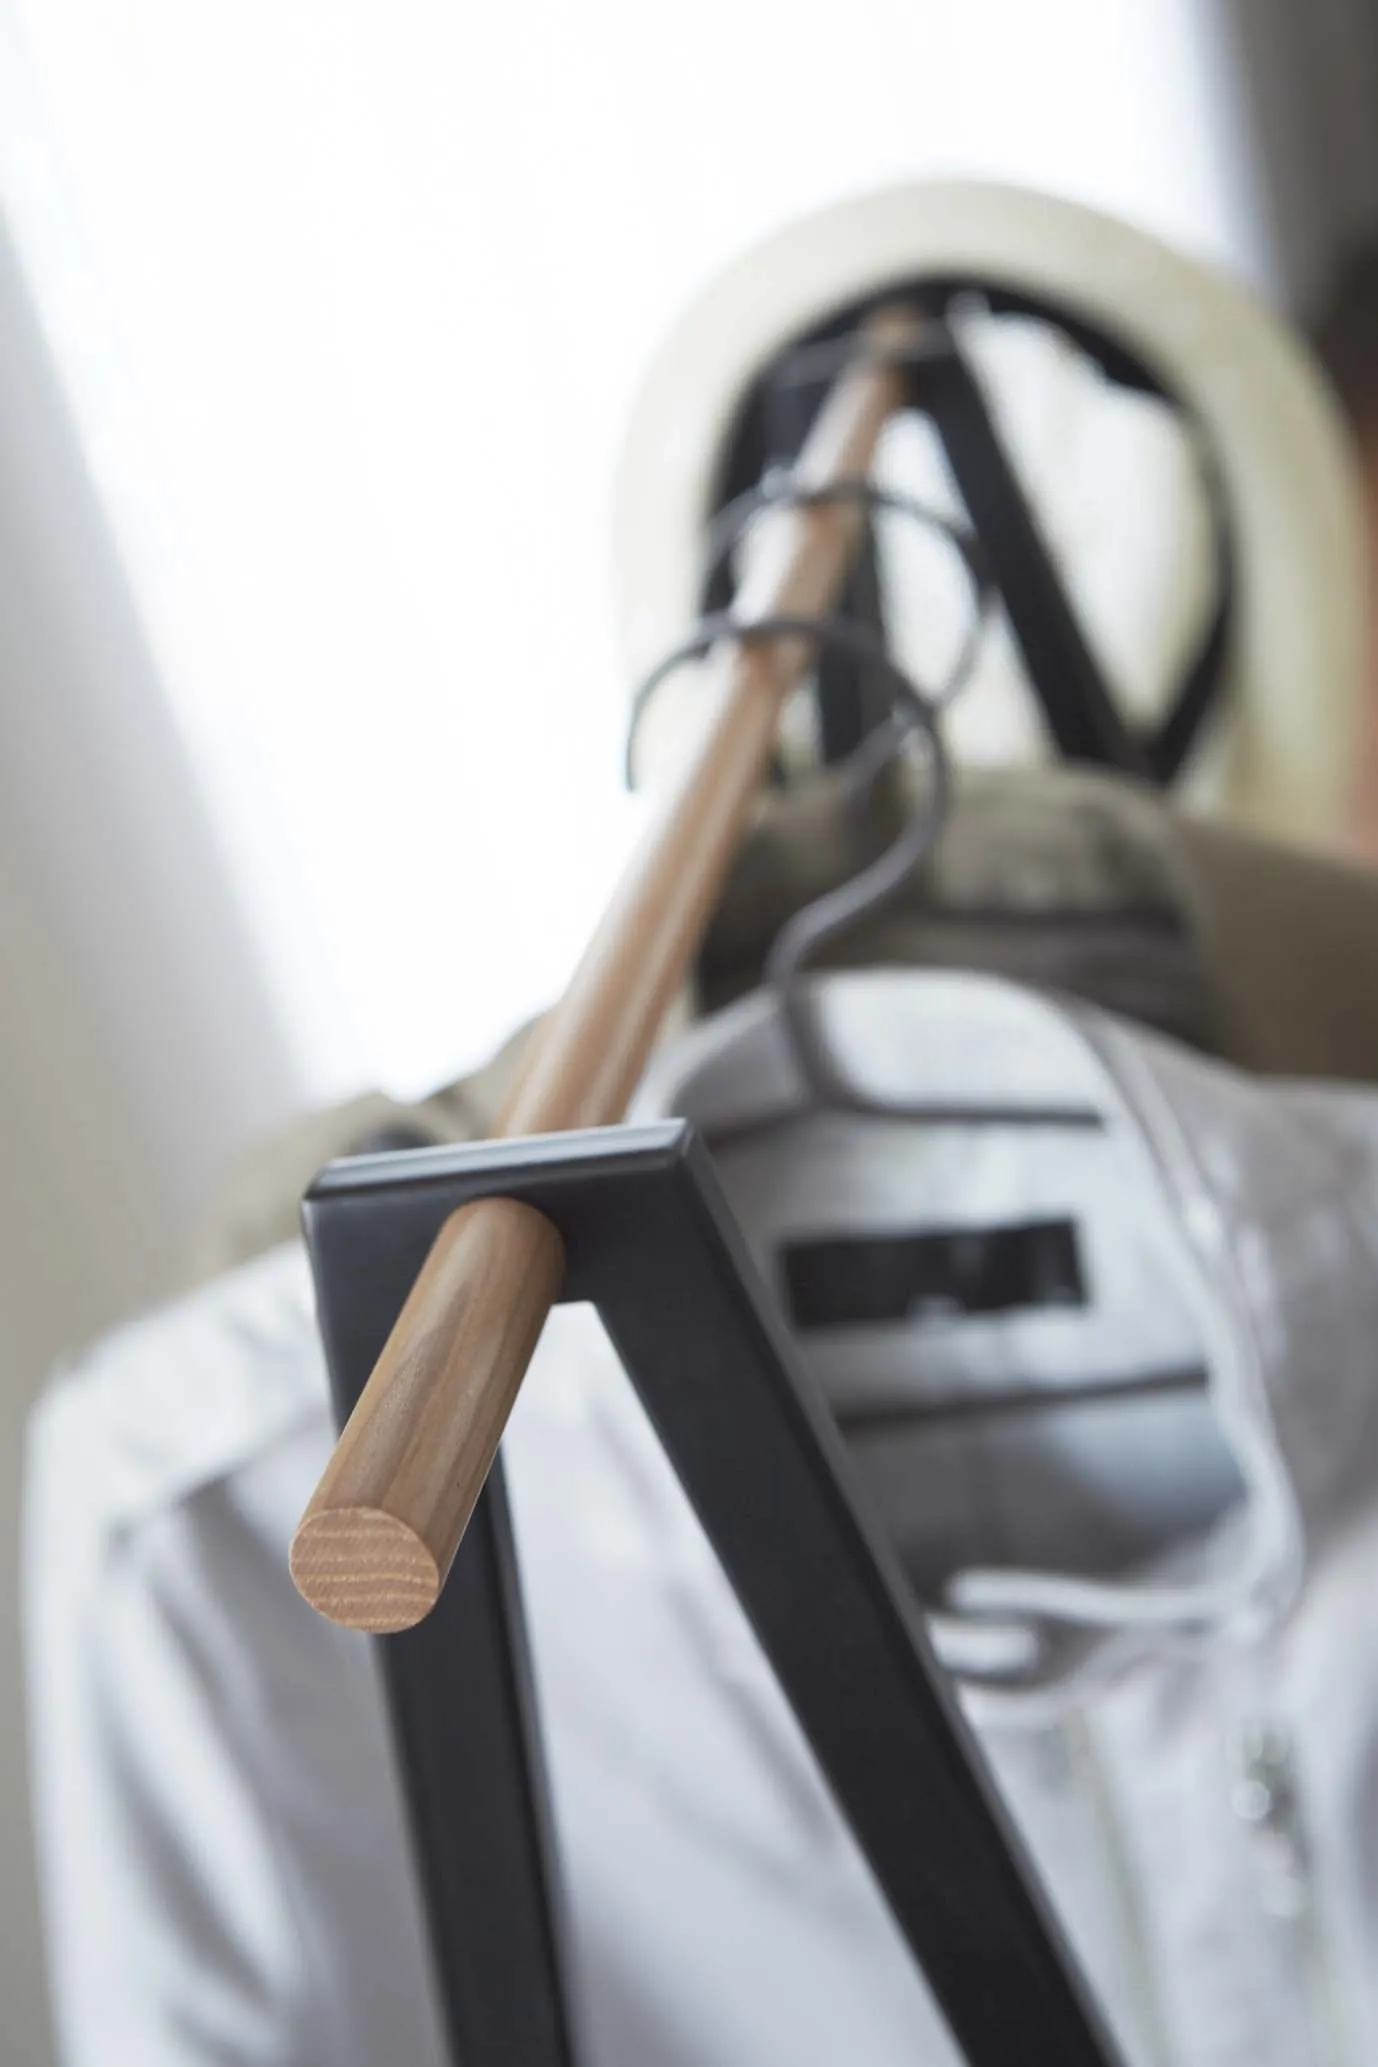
625, 416, 1209, 1428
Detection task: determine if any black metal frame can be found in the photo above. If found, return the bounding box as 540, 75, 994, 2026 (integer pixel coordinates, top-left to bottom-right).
303, 1122, 1124, 2067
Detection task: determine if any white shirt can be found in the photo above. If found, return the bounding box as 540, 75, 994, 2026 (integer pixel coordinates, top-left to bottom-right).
26, 972, 1378, 2066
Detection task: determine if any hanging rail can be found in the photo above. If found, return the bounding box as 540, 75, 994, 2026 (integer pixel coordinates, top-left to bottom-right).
291, 306, 920, 1630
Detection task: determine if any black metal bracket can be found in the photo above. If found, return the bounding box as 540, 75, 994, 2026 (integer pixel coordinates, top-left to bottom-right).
303, 1122, 1124, 2067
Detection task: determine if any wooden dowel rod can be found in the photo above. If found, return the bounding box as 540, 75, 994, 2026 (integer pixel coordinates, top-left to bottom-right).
291, 309, 919, 1631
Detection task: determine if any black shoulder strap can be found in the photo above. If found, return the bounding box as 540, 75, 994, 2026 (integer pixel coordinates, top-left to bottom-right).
708, 279, 1234, 787
911, 330, 1148, 777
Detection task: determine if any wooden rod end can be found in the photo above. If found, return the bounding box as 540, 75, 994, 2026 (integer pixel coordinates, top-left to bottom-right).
291, 1195, 565, 1631
290, 1505, 441, 1633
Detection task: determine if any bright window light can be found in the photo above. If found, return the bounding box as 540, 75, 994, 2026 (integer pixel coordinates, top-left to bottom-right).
0, 0, 1268, 1101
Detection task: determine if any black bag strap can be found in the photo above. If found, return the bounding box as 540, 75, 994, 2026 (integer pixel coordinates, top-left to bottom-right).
911, 328, 1147, 777
706, 278, 1234, 786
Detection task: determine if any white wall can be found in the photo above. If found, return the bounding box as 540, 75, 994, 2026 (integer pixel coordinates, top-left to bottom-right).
0, 207, 304, 2061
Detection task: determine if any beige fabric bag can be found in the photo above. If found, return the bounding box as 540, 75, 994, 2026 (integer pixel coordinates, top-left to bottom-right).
615, 180, 1364, 851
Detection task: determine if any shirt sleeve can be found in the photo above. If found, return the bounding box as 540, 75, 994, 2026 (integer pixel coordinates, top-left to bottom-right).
22, 1274, 449, 2067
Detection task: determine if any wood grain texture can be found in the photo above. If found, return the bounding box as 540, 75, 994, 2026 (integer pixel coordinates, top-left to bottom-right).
291, 1197, 565, 1631
292, 309, 919, 1629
